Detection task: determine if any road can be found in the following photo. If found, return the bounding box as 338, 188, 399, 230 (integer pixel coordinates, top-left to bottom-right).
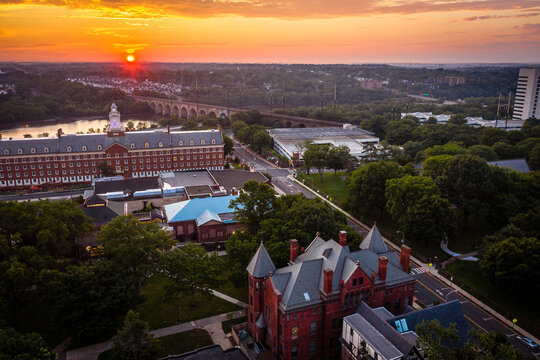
411, 265, 539, 358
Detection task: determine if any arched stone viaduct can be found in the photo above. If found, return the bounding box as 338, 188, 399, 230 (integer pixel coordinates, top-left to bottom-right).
131, 95, 342, 128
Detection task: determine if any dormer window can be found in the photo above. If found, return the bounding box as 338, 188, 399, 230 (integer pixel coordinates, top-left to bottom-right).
145, 142, 149, 148
178, 140, 183, 146
201, 139, 205, 145
66, 146, 72, 152
189, 140, 194, 145
130, 143, 135, 149
82, 145, 87, 151
17, 148, 23, 154
97, 144, 102, 150
158, 142, 163, 147
3, 149, 9, 155
211, 139, 216, 144
31, 147, 36, 154
44, 147, 49, 153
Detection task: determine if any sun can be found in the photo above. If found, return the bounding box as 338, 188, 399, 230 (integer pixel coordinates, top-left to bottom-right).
126, 55, 135, 62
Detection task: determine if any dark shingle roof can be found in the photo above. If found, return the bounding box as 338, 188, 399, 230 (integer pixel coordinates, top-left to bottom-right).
82, 206, 118, 226
260, 225, 414, 311
95, 177, 160, 194
209, 170, 268, 194
0, 129, 223, 156
247, 243, 276, 278
488, 158, 530, 173
386, 300, 470, 347
359, 224, 388, 253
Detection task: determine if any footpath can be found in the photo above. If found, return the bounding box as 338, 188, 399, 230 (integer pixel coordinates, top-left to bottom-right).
289, 174, 540, 345
64, 289, 246, 360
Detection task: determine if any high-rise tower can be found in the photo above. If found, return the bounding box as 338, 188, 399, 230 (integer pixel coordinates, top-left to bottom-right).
513, 68, 540, 120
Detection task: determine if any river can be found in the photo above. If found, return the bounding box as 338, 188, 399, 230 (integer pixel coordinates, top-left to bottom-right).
0, 114, 160, 139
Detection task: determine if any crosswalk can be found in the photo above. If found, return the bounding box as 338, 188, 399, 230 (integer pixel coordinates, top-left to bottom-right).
410, 267, 426, 275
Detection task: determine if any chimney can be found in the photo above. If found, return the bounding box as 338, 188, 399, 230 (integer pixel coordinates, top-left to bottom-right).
231, 187, 238, 196
323, 268, 333, 294
400, 245, 411, 272
290, 239, 298, 263
167, 125, 170, 134
301, 247, 305, 253
378, 256, 388, 282
316, 231, 320, 237
57, 128, 63, 138
339, 230, 347, 246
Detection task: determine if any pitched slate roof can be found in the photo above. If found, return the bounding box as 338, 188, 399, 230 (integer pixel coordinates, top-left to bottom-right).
163, 195, 238, 223
0, 129, 223, 156
360, 224, 388, 254
344, 302, 415, 359
260, 225, 414, 311
247, 243, 276, 278
386, 300, 469, 347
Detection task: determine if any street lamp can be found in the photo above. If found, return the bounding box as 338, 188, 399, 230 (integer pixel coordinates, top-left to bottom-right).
396, 230, 405, 245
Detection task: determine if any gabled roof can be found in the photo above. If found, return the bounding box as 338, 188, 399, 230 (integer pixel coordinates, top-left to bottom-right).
84, 194, 106, 207
386, 300, 469, 347
345, 302, 415, 359
196, 209, 221, 226
253, 224, 414, 311
359, 224, 388, 254
164, 195, 238, 223
247, 243, 276, 278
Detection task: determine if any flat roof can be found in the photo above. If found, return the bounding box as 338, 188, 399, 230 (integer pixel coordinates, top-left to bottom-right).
210, 169, 268, 193
159, 170, 217, 189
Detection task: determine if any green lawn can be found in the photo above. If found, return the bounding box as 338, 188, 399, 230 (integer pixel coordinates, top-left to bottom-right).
154, 329, 213, 358
138, 274, 242, 330
98, 329, 213, 360
446, 261, 540, 337
299, 172, 349, 206
215, 270, 249, 303
222, 316, 247, 334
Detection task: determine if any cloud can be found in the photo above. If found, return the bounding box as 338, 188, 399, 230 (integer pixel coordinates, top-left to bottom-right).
1, 0, 540, 19
1, 43, 56, 49
464, 12, 539, 21
515, 22, 540, 33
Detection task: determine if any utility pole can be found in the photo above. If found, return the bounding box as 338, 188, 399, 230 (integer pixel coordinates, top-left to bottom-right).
196, 77, 199, 112
333, 83, 337, 120
269, 81, 273, 112
282, 81, 285, 111
495, 92, 501, 128
505, 91, 512, 131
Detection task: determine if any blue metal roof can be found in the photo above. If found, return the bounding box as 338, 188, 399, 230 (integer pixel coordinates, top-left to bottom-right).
165, 195, 238, 223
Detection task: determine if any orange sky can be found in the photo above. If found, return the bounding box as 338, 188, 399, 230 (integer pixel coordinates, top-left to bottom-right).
1, 1, 540, 63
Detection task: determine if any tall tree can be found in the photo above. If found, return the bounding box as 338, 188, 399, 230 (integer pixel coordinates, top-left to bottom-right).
162, 245, 222, 321
109, 310, 158, 360
230, 180, 278, 234
384, 118, 419, 145
326, 145, 352, 174
223, 134, 234, 156
438, 154, 495, 219
98, 215, 174, 289
347, 160, 403, 217
98, 161, 116, 177
415, 319, 461, 360
0, 327, 56, 360
386, 175, 454, 244
303, 144, 330, 182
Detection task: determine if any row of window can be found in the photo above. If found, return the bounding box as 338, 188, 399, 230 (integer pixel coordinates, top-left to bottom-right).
3, 138, 220, 155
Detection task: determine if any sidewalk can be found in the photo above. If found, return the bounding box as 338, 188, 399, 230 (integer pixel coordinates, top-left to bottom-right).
289, 174, 540, 345
66, 310, 246, 360
210, 289, 248, 308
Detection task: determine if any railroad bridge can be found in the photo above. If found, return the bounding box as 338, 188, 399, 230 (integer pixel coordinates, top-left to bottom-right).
131, 95, 342, 128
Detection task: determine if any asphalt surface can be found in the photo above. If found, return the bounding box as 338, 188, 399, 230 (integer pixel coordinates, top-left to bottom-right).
0, 188, 87, 201
411, 266, 539, 358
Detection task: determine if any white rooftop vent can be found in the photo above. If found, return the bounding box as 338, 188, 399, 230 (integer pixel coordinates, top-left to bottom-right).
304, 292, 310, 301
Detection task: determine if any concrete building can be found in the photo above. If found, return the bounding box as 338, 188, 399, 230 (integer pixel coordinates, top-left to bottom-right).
267, 125, 379, 160
246, 225, 415, 360
401, 112, 451, 124
513, 68, 540, 120
0, 103, 225, 190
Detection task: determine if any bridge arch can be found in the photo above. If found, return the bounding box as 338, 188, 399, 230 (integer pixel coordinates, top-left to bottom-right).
172, 105, 179, 116
285, 121, 292, 128
207, 111, 217, 118
149, 102, 156, 112
156, 103, 164, 114
164, 104, 171, 116
198, 109, 207, 118
189, 108, 197, 118
219, 112, 227, 118
181, 107, 188, 119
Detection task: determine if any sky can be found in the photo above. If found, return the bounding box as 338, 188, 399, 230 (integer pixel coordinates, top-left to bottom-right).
0, 0, 540, 63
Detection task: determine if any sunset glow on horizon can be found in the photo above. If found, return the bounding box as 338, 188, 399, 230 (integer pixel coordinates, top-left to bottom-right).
1, 1, 540, 63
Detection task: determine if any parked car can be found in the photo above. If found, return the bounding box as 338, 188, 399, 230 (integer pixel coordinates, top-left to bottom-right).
517, 336, 538, 349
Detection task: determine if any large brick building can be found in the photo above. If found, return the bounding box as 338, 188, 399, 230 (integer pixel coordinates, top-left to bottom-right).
0, 104, 225, 190
246, 225, 415, 360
